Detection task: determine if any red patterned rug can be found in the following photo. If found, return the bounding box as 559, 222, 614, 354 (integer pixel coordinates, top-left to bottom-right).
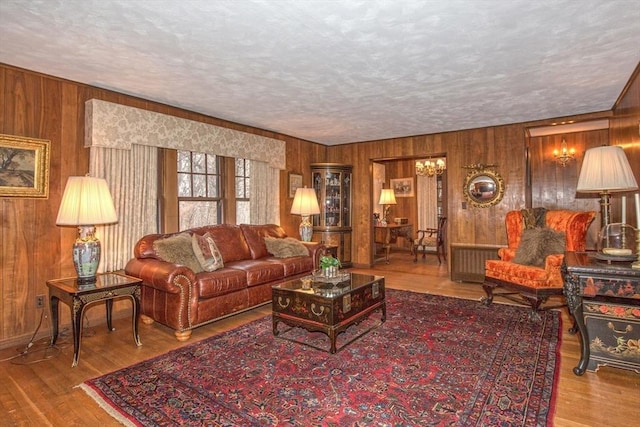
80, 290, 561, 426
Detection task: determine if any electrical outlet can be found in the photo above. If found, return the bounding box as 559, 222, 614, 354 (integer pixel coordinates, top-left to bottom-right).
35, 294, 46, 309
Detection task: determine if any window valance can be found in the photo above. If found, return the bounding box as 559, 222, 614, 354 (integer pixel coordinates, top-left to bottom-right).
85, 99, 286, 170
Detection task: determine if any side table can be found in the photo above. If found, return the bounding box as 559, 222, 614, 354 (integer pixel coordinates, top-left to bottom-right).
47, 272, 142, 367
562, 251, 640, 375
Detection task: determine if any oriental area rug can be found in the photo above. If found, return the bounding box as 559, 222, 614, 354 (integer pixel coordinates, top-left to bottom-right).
80, 290, 561, 426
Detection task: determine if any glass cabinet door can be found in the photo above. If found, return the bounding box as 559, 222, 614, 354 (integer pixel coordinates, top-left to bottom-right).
311, 163, 353, 266
311, 164, 352, 229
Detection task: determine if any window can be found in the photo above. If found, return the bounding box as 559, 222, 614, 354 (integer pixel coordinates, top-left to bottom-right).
235, 158, 251, 224
177, 151, 221, 230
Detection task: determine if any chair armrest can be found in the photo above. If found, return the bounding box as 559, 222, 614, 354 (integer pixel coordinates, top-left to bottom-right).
125, 258, 198, 295
544, 253, 565, 287
498, 247, 517, 261
301, 241, 325, 270
544, 253, 564, 270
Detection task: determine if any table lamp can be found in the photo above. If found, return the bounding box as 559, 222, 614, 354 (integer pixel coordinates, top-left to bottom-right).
576, 145, 638, 227
56, 176, 118, 282
378, 188, 397, 224
290, 186, 320, 241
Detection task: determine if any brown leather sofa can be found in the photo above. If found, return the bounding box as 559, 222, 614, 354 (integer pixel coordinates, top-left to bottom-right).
125, 224, 324, 341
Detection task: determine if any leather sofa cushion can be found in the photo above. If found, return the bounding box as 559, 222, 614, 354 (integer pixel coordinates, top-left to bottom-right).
240, 224, 288, 259
267, 256, 314, 276
190, 224, 252, 263
227, 259, 285, 286
196, 268, 248, 299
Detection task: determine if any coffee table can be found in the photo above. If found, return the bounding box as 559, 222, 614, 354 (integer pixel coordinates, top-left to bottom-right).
272, 272, 386, 353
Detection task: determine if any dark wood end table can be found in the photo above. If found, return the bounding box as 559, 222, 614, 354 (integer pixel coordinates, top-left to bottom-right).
47, 272, 142, 367
272, 272, 386, 353
562, 251, 640, 375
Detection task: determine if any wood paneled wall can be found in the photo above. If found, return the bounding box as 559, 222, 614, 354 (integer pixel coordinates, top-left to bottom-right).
1, 61, 639, 348
0, 64, 324, 348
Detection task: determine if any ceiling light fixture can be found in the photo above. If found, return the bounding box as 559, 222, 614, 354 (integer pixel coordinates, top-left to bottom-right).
553, 138, 576, 167
416, 158, 446, 177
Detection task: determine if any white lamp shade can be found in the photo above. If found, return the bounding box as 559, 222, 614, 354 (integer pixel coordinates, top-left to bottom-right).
577, 146, 638, 193
56, 176, 118, 226
290, 187, 320, 216
378, 188, 397, 205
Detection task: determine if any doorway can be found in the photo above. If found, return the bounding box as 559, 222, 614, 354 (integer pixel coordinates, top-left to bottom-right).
371, 156, 447, 268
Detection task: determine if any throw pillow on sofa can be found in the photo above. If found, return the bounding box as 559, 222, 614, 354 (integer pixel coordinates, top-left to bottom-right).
513, 227, 566, 267
265, 237, 309, 258
192, 232, 224, 272
153, 233, 204, 273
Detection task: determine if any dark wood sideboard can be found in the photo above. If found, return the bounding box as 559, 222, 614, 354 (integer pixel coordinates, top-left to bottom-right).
562, 251, 640, 375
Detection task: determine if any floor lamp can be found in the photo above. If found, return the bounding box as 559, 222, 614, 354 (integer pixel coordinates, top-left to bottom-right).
576, 145, 638, 228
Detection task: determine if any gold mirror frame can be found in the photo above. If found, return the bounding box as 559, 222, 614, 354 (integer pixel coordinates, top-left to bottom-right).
462, 167, 504, 208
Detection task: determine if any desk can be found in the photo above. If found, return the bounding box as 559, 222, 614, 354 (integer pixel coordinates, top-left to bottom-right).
47, 272, 142, 367
374, 224, 413, 263
562, 251, 640, 375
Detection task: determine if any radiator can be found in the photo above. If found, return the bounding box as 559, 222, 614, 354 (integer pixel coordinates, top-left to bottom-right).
450, 244, 502, 283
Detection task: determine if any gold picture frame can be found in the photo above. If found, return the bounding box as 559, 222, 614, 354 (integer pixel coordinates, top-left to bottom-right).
390, 177, 414, 197
462, 166, 504, 208
0, 134, 50, 198
289, 173, 303, 198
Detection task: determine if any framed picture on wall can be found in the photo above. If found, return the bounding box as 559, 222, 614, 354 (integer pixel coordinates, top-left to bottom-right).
0, 134, 50, 198
390, 177, 414, 197
289, 173, 303, 198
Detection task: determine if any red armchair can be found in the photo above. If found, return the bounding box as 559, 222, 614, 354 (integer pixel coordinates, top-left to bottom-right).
483, 209, 596, 319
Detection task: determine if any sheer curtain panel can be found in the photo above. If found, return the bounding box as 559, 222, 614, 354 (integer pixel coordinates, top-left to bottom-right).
90, 144, 158, 272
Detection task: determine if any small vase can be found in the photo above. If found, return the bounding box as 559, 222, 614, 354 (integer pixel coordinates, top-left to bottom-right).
323, 266, 338, 278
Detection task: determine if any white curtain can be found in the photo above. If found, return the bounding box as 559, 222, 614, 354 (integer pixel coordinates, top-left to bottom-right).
250, 160, 280, 225
90, 144, 158, 272
417, 175, 438, 230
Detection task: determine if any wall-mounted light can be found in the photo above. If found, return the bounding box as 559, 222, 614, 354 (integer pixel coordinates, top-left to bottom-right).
553, 138, 576, 167
416, 158, 446, 176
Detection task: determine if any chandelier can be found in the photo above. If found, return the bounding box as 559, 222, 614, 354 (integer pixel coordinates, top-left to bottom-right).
553, 138, 576, 167
415, 158, 446, 177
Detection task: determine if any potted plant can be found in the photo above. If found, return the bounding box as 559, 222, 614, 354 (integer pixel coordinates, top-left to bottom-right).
320, 255, 341, 277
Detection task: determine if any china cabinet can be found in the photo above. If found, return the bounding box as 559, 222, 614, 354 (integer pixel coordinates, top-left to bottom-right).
311, 163, 352, 266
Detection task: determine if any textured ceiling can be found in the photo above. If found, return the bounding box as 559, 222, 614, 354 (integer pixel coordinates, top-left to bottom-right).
0, 0, 639, 145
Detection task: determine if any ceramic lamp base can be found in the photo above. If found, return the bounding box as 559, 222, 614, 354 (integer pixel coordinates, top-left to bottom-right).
299, 215, 313, 242
73, 225, 101, 282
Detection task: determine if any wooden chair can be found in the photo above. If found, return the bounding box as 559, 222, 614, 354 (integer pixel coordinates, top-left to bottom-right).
482, 209, 595, 320
412, 216, 447, 264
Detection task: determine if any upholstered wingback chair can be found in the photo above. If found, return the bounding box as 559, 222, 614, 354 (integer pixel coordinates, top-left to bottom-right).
483, 209, 596, 318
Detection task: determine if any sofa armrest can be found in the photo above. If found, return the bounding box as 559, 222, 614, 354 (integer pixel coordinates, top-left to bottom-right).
301, 241, 325, 270
125, 258, 197, 295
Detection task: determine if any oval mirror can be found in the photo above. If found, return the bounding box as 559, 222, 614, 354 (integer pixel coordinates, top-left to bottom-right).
463, 168, 504, 208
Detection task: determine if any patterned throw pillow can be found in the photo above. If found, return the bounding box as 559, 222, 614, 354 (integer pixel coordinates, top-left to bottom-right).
192, 232, 224, 272
513, 227, 566, 267
153, 233, 204, 273
264, 237, 309, 258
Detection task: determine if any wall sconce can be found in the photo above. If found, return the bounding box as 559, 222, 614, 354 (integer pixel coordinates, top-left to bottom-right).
553, 138, 576, 167
416, 158, 446, 176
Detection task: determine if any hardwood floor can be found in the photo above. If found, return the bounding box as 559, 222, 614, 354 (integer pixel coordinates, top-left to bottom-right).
1, 253, 638, 426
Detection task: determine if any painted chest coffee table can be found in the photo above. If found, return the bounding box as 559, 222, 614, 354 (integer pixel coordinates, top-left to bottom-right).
272, 272, 386, 353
